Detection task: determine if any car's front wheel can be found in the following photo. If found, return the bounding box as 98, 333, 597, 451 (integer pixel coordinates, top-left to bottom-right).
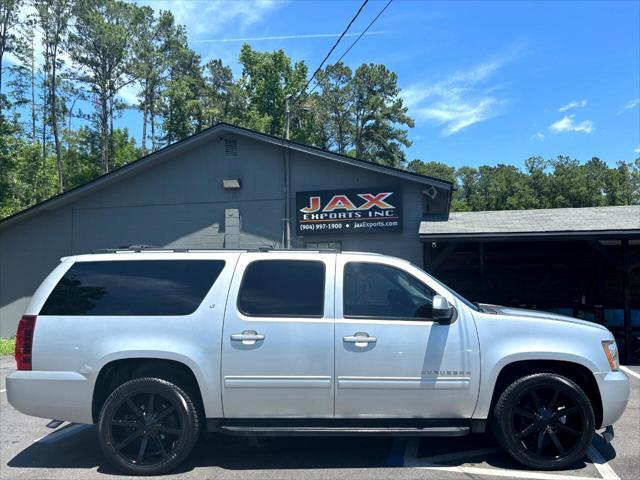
493, 373, 595, 470
98, 377, 200, 476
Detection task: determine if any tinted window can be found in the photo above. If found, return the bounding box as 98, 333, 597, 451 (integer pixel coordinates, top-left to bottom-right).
344, 262, 435, 320
41, 260, 225, 316
238, 260, 325, 317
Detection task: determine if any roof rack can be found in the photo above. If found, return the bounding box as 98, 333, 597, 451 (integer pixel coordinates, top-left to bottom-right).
92, 245, 340, 254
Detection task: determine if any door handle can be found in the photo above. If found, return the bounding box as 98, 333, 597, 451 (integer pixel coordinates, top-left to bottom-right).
230, 330, 265, 345
343, 332, 377, 347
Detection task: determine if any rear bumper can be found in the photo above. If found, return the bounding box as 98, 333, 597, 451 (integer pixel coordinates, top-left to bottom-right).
6, 371, 94, 424
595, 370, 630, 427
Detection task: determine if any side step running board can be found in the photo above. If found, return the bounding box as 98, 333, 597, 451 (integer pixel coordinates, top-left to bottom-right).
217, 425, 470, 437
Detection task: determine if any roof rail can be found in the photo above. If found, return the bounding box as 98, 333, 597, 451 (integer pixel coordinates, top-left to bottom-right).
253, 245, 340, 253
91, 245, 340, 254
92, 245, 189, 254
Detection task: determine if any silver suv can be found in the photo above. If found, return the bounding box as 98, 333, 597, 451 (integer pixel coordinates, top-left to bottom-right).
7, 248, 630, 475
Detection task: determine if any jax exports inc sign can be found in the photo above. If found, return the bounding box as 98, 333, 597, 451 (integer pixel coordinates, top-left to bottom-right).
296, 188, 402, 235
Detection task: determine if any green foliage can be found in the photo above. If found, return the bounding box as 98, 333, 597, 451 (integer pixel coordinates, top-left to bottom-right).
408, 157, 640, 212
311, 62, 413, 167
238, 44, 308, 136
0, 337, 15, 356
1, 0, 638, 222
407, 160, 456, 184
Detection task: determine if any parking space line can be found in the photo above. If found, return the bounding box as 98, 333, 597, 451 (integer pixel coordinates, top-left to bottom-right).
619, 366, 640, 380
409, 465, 599, 480
403, 438, 614, 480
587, 446, 620, 480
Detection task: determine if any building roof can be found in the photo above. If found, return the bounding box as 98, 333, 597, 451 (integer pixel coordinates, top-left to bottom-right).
0, 122, 452, 231
419, 205, 640, 240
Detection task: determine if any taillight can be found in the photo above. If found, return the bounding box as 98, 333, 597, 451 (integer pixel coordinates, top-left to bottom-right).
15, 315, 37, 371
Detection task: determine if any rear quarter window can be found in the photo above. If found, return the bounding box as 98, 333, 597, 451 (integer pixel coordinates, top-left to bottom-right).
40, 260, 225, 316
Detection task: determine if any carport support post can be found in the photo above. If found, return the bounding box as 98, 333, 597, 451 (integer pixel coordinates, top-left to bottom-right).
623, 239, 632, 364
479, 242, 485, 300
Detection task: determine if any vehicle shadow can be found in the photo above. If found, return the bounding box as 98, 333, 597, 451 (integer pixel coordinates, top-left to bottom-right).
7, 424, 616, 476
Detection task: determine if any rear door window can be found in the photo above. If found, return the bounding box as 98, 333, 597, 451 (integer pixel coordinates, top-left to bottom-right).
238, 260, 325, 317
40, 260, 225, 316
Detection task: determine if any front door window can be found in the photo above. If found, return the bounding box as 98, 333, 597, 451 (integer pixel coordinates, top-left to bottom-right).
344, 262, 436, 320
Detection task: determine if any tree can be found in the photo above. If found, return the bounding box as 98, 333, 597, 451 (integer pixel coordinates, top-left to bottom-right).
238, 44, 308, 137
0, 0, 21, 101
315, 62, 352, 154
524, 156, 549, 209
158, 24, 204, 144
35, 0, 73, 193
407, 160, 456, 183
350, 64, 413, 167
133, 8, 175, 155
7, 15, 38, 144
548, 156, 593, 207
70, 0, 141, 173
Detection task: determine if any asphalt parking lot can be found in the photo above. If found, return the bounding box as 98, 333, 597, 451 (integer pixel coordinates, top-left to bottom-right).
1, 356, 638, 480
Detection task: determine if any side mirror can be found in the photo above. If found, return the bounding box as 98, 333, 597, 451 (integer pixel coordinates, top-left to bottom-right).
432, 295, 454, 324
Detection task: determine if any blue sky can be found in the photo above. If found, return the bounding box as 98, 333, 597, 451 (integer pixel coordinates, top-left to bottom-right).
6, 0, 640, 168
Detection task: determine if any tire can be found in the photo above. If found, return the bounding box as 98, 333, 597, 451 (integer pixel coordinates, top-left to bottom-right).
492, 373, 595, 470
98, 377, 201, 476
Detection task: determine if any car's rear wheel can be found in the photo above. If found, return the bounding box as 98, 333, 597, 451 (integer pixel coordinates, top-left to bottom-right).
493, 373, 595, 470
98, 377, 200, 476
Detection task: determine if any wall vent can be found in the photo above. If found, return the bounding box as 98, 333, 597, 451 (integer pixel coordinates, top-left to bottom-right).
224, 139, 238, 156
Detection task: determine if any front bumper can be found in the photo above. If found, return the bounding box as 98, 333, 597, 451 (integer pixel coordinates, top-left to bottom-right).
6, 371, 94, 424
594, 370, 630, 427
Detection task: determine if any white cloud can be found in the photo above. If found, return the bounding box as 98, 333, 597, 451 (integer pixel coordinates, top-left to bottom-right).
402, 52, 517, 136
548, 115, 594, 134
119, 82, 141, 106
191, 30, 390, 43
617, 97, 640, 115
635, 147, 640, 153
135, 0, 282, 37
530, 132, 545, 141
558, 99, 587, 112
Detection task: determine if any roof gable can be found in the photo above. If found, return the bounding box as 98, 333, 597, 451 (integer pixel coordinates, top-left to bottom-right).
0, 122, 452, 231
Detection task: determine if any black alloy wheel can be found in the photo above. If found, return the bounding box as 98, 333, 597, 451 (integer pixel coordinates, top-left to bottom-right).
493, 373, 595, 470
98, 377, 200, 476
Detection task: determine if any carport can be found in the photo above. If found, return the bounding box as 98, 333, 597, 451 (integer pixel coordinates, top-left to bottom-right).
420, 206, 640, 363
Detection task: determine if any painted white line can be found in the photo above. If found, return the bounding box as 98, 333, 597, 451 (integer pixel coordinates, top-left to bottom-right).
0, 389, 6, 393
619, 365, 640, 380
587, 445, 620, 480
409, 465, 599, 480
403, 437, 613, 480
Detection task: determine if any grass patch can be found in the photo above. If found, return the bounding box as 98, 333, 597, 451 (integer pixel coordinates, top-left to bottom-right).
0, 337, 15, 356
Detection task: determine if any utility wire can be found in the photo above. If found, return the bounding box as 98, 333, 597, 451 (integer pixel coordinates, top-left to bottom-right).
291, 0, 369, 106
306, 0, 394, 99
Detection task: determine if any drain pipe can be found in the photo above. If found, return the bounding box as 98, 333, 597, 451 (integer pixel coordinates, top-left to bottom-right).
282, 94, 292, 248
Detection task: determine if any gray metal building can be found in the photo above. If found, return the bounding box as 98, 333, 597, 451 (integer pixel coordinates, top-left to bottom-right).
0, 123, 453, 337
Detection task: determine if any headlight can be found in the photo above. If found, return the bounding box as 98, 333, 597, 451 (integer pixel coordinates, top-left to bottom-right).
601, 340, 619, 371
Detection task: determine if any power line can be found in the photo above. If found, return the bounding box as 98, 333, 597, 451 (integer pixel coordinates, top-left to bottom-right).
306, 0, 394, 98
292, 0, 370, 105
